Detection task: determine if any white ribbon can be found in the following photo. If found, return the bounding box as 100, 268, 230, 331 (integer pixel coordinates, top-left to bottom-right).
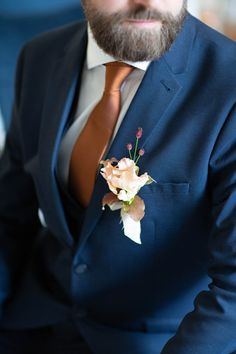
120, 209, 142, 244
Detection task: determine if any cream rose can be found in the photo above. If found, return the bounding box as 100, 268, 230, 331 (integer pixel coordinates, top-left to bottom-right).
100, 158, 150, 202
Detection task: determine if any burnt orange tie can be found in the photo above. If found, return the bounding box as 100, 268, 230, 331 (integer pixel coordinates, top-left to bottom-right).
69, 62, 134, 207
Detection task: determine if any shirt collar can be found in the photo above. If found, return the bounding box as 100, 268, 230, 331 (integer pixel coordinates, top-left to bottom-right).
87, 25, 150, 71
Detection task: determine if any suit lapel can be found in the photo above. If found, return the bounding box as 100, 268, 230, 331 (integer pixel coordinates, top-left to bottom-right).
38, 22, 87, 248
78, 14, 196, 250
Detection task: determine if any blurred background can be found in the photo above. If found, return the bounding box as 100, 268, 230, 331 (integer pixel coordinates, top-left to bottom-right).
188, 0, 236, 39
0, 0, 236, 151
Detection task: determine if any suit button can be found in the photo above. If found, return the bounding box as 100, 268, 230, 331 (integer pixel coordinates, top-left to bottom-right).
74, 263, 88, 274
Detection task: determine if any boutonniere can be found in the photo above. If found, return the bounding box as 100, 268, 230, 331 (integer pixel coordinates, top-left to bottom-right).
100, 128, 155, 244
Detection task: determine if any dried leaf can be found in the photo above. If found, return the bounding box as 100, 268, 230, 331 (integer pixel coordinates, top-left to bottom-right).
126, 195, 145, 221
102, 193, 122, 211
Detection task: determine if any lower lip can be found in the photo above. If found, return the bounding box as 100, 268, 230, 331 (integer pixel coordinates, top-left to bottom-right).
125, 20, 161, 28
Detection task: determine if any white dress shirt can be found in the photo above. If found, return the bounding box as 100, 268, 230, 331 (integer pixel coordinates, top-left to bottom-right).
58, 26, 150, 185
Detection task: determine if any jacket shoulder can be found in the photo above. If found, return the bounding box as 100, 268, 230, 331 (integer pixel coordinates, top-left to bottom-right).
187, 14, 236, 88
190, 14, 236, 55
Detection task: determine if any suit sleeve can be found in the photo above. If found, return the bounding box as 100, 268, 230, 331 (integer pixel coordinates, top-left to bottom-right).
161, 104, 236, 354
0, 47, 41, 310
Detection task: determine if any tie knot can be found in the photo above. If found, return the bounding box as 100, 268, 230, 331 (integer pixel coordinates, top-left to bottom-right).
104, 62, 134, 94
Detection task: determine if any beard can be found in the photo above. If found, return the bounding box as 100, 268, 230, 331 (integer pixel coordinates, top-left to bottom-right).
81, 1, 188, 62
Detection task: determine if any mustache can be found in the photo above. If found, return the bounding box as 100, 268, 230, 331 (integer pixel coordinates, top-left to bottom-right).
114, 6, 171, 23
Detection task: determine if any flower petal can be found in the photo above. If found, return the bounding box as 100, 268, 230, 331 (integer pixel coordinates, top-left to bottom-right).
102, 193, 122, 210
126, 195, 145, 221
121, 209, 142, 244
110, 201, 123, 211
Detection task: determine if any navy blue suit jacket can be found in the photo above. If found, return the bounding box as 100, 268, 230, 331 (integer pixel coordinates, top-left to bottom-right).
0, 14, 236, 354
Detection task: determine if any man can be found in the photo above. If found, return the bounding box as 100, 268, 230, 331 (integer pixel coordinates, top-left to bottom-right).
0, 0, 236, 353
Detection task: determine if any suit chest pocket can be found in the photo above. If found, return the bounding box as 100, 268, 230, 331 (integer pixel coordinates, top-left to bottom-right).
138, 182, 190, 244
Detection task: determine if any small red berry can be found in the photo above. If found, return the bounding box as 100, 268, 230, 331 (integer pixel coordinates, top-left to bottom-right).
127, 143, 132, 151
138, 148, 145, 156
136, 127, 143, 139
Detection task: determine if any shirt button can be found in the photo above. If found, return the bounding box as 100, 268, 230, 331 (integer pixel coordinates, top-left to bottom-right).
74, 263, 88, 274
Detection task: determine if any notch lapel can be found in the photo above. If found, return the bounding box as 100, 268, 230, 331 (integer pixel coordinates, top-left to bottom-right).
37, 23, 87, 248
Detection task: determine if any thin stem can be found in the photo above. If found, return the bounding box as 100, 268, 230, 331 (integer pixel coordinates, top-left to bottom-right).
133, 138, 139, 162
135, 155, 141, 164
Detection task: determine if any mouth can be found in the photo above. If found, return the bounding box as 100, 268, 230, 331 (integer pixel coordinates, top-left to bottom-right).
124, 19, 162, 28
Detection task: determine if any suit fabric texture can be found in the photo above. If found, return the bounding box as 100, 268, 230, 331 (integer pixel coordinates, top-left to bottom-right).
0, 14, 236, 354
